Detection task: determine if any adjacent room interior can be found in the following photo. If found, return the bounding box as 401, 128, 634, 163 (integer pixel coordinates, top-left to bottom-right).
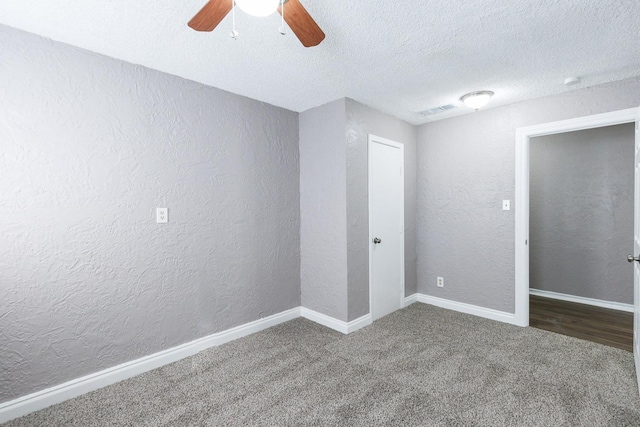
1, 0, 640, 424
528, 124, 635, 351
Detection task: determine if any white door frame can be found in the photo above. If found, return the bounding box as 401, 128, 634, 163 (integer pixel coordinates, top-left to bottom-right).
368, 134, 405, 319
514, 108, 638, 326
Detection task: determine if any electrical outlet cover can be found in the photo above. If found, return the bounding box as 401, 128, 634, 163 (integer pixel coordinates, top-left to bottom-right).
156, 207, 168, 223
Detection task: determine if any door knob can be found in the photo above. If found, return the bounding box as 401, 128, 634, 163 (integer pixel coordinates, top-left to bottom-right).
373, 237, 382, 244
627, 254, 640, 263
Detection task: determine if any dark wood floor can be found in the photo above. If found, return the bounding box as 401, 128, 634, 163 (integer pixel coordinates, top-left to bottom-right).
529, 295, 633, 352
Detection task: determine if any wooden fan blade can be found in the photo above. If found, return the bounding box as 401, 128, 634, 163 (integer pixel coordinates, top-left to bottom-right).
188, 0, 232, 32
278, 0, 325, 47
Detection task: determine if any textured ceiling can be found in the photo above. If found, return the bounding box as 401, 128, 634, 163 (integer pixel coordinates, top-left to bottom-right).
1, 0, 639, 124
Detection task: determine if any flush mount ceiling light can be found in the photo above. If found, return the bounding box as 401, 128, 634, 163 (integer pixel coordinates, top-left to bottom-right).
460, 91, 494, 110
564, 76, 581, 86
235, 0, 280, 17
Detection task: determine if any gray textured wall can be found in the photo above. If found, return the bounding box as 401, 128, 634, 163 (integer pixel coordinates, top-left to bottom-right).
417, 77, 640, 313
0, 25, 300, 403
298, 98, 416, 322
345, 99, 417, 321
530, 124, 634, 304
299, 99, 349, 321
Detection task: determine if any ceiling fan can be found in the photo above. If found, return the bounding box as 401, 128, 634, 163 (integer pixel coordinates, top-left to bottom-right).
188, 0, 325, 47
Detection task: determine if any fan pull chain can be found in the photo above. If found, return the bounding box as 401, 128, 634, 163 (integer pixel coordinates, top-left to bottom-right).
279, 0, 286, 35
230, 0, 238, 39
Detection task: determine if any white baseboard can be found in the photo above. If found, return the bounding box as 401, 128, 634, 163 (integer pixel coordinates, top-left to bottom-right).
300, 307, 372, 334
404, 293, 419, 306
0, 295, 519, 424
0, 307, 301, 425
346, 313, 373, 333
416, 294, 518, 325
529, 289, 634, 313
635, 345, 640, 394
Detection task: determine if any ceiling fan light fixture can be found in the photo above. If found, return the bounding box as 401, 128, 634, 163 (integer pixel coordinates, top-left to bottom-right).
188, 0, 325, 47
460, 91, 494, 110
234, 0, 280, 17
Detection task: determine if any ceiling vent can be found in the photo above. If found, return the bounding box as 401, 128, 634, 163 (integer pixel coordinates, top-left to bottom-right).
419, 104, 457, 116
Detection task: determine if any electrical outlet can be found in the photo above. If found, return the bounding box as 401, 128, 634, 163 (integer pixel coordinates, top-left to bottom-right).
502, 200, 511, 210
156, 208, 168, 223
437, 277, 444, 288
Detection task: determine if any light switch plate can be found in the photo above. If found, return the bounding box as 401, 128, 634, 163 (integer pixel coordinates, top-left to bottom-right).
502, 200, 511, 211
156, 208, 168, 223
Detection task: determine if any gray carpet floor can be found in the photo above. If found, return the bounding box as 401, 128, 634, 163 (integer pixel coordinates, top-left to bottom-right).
5, 303, 640, 426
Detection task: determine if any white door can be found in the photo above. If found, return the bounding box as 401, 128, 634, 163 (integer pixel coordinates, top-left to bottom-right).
368, 135, 404, 321
634, 106, 640, 390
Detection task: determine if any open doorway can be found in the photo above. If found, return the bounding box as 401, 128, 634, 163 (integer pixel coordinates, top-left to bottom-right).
515, 106, 640, 392
514, 108, 638, 326
528, 124, 634, 351
514, 107, 640, 392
